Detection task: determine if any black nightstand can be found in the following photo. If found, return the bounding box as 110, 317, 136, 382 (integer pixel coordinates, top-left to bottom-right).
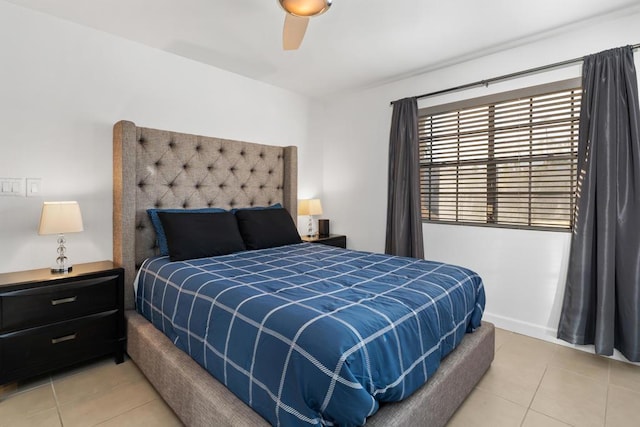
301, 234, 347, 248
0, 261, 125, 385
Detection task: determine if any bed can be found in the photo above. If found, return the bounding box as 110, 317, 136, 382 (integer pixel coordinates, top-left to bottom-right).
113, 120, 494, 426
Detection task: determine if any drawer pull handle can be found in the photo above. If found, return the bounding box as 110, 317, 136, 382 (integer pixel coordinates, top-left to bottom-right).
51, 296, 77, 306
51, 334, 77, 344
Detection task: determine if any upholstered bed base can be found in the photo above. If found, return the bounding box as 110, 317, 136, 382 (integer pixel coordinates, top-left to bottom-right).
127, 309, 494, 427
114, 120, 494, 426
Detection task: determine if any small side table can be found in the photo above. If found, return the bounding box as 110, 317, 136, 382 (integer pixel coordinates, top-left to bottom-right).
0, 261, 125, 385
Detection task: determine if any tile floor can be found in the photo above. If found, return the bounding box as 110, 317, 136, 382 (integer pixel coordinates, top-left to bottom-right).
0, 357, 181, 427
1, 328, 639, 426
448, 328, 640, 427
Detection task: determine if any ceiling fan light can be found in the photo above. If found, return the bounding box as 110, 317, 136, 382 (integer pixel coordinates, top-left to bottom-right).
279, 0, 332, 17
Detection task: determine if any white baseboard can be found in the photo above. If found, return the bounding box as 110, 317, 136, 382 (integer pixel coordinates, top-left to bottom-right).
482, 312, 557, 341
483, 311, 639, 365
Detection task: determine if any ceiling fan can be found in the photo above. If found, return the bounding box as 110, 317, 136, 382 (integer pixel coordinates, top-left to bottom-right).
279, 0, 332, 50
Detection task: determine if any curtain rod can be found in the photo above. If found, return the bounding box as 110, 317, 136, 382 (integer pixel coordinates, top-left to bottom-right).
390, 43, 640, 105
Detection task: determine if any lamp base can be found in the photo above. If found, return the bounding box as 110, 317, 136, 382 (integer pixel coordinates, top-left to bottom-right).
51, 234, 72, 273
51, 264, 73, 274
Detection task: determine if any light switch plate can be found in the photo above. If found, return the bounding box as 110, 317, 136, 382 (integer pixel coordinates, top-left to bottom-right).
26, 178, 42, 197
0, 178, 23, 196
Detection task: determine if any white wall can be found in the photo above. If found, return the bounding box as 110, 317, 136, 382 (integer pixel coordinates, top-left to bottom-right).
0, 1, 320, 274
317, 9, 640, 345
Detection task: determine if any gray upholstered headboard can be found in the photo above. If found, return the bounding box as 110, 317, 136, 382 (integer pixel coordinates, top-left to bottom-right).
113, 120, 298, 309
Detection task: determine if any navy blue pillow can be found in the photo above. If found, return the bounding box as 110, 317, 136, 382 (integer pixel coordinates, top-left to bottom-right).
235, 208, 302, 250
230, 203, 282, 213
147, 208, 226, 256
157, 211, 246, 261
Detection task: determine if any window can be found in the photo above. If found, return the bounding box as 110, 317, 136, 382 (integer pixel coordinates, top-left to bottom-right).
419, 79, 581, 231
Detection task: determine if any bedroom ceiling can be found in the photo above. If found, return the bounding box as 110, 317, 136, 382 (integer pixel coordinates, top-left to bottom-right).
6, 0, 640, 98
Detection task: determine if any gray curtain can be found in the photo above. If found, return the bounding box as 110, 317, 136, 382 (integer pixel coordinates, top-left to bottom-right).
558, 46, 640, 362
385, 97, 424, 258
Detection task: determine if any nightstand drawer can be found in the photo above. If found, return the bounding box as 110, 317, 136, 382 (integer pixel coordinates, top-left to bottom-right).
0, 311, 118, 383
302, 234, 347, 248
320, 235, 347, 248
1, 275, 119, 331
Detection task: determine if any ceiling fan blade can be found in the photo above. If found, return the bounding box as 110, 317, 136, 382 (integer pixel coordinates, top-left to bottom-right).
283, 14, 309, 50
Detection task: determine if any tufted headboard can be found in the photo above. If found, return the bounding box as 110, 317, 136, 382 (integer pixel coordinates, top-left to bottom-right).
113, 120, 298, 309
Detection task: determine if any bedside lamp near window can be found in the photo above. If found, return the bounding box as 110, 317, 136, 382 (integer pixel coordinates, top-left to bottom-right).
38, 201, 84, 273
298, 198, 323, 237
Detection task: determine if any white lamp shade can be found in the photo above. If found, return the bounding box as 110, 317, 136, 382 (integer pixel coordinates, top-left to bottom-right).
38, 201, 84, 235
298, 199, 323, 216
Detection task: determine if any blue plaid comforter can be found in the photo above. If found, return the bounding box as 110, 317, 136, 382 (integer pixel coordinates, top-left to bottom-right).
136, 243, 485, 426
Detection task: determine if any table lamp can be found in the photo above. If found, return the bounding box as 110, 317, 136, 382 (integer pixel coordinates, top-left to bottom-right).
298, 198, 323, 237
38, 201, 84, 273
